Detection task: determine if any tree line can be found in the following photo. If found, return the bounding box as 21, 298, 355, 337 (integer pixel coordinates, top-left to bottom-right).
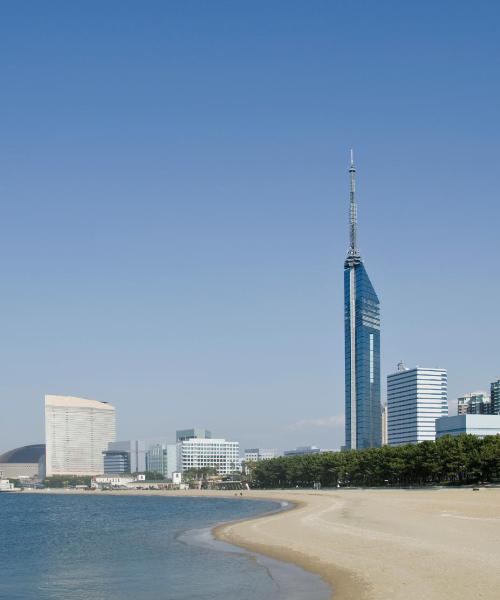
250, 434, 500, 488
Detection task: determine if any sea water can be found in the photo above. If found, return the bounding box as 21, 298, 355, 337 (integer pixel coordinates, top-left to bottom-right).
0, 493, 331, 600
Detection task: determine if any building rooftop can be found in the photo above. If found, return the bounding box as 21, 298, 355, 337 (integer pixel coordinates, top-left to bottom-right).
0, 444, 45, 464
45, 395, 115, 410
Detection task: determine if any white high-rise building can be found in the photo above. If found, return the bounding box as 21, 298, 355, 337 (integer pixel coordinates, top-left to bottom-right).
45, 395, 116, 476
387, 363, 448, 446
178, 438, 239, 476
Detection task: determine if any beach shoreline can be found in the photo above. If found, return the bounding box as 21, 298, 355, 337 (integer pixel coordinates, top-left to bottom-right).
212, 491, 367, 600
213, 487, 500, 600
15, 487, 500, 599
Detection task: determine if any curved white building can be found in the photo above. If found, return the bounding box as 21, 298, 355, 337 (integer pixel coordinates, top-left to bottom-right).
45, 395, 116, 476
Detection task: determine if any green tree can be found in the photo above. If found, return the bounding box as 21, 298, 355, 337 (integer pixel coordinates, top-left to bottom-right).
248, 434, 500, 489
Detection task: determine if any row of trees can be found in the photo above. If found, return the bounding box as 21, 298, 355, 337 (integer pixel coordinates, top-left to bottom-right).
250, 434, 500, 488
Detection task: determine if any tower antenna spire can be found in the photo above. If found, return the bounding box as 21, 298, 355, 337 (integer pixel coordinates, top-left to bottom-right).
346, 149, 361, 264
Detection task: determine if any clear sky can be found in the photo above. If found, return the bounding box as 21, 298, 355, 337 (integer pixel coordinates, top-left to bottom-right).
1, 1, 499, 453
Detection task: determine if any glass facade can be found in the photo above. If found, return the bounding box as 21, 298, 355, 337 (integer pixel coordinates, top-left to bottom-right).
103, 451, 130, 474
491, 380, 500, 415
176, 429, 211, 442
106, 440, 147, 473
344, 261, 381, 449
146, 444, 168, 476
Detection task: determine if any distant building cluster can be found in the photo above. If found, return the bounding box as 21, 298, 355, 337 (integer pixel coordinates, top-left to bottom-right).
343, 155, 500, 450
384, 373, 500, 444
1, 396, 262, 485
458, 392, 490, 415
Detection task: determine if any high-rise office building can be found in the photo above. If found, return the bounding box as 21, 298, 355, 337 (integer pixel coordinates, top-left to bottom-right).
344, 152, 381, 449
45, 395, 116, 476
457, 392, 492, 415
387, 364, 448, 445
490, 380, 500, 414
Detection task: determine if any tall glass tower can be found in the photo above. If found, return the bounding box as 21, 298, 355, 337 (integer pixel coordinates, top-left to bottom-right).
344, 152, 381, 449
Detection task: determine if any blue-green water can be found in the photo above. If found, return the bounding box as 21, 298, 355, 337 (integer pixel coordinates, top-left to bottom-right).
0, 494, 331, 600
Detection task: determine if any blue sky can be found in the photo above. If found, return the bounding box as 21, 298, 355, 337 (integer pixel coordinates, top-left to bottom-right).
1, 1, 499, 453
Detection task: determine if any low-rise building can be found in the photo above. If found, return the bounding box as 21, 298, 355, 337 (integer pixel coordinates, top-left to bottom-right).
284, 446, 322, 457
91, 475, 135, 488
0, 444, 46, 479
244, 448, 278, 462
0, 477, 14, 491
436, 415, 500, 439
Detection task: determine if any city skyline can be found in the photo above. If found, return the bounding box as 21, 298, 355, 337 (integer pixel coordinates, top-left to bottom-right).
1, 2, 499, 453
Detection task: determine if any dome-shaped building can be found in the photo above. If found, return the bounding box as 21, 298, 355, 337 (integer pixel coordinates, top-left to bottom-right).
0, 444, 45, 479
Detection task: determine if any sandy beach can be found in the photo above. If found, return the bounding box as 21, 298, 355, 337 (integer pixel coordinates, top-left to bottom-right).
212, 488, 500, 600
18, 487, 500, 599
